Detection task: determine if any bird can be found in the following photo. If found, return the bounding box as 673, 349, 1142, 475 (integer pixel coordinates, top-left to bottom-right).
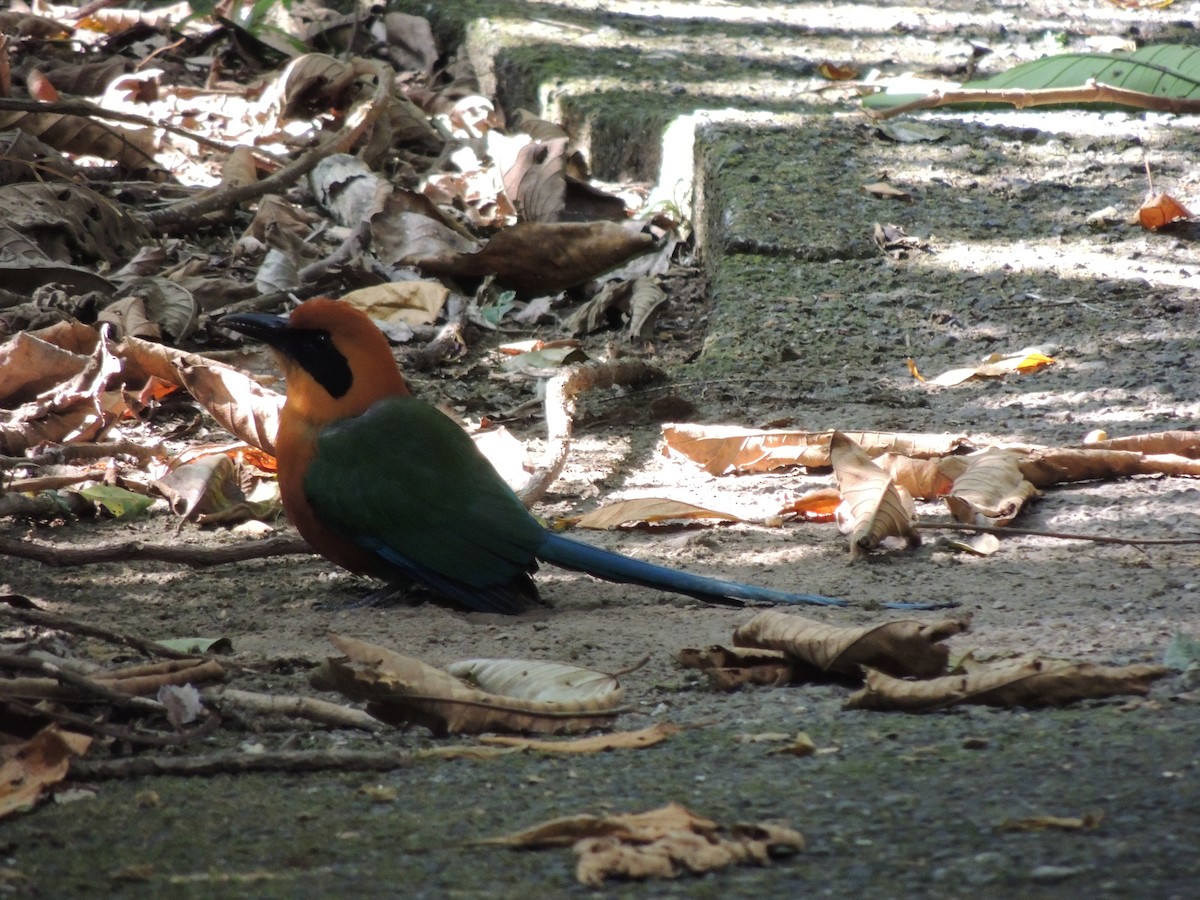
220, 298, 845, 614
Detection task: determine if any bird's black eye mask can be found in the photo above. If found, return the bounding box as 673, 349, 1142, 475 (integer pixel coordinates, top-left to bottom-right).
284, 328, 353, 399
219, 313, 353, 400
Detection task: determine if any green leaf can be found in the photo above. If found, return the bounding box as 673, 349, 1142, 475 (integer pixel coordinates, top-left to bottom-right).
965, 45, 1200, 97
155, 637, 234, 654
78, 485, 155, 518
478, 290, 517, 328
863, 44, 1200, 112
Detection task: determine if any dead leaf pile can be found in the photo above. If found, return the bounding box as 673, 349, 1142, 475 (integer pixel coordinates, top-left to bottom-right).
662, 425, 1200, 558
680, 610, 1171, 710
485, 802, 804, 885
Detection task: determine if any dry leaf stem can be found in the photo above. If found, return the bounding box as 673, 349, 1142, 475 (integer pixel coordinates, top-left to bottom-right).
913, 521, 1200, 546
68, 747, 419, 780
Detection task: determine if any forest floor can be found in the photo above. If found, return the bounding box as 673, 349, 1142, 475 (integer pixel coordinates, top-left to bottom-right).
3, 1, 1200, 897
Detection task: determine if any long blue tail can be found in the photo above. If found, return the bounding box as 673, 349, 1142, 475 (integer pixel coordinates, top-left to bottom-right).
536, 532, 845, 607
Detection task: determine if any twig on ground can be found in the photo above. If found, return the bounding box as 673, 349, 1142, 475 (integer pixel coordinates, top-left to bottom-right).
69, 747, 419, 779
201, 686, 382, 732
0, 534, 310, 568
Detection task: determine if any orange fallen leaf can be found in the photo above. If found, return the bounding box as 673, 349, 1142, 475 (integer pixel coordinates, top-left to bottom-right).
818, 61, 860, 80
0, 726, 93, 819
1138, 192, 1192, 231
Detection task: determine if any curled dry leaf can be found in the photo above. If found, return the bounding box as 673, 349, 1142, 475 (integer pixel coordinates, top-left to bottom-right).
733, 610, 968, 679
178, 363, 283, 457
829, 431, 920, 557
414, 221, 658, 294
311, 635, 624, 736
575, 498, 741, 530
675, 645, 793, 691
0, 331, 95, 405
660, 424, 972, 476
1138, 192, 1192, 231
945, 448, 1039, 526
1083, 429, 1200, 457
565, 276, 667, 338
485, 802, 804, 886
845, 658, 1172, 711
878, 453, 969, 500
1017, 444, 1200, 488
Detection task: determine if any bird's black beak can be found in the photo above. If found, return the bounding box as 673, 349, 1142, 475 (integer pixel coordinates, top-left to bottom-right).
219, 312, 291, 347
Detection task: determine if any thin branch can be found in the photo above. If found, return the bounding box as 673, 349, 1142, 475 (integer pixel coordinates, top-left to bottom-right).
0, 606, 240, 664
3, 696, 221, 746
201, 686, 382, 732
0, 652, 166, 713
516, 357, 664, 507
864, 78, 1200, 121
0, 534, 310, 568
913, 521, 1200, 546
69, 747, 418, 780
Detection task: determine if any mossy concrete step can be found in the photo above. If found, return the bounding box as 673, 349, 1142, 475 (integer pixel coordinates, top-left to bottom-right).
397, 0, 1175, 188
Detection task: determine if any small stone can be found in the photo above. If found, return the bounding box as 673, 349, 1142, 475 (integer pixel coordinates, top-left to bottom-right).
1030, 864, 1088, 883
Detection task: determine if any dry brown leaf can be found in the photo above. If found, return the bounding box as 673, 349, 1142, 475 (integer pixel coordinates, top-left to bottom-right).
311, 635, 624, 736
945, 448, 1039, 526
478, 722, 681, 753
565, 277, 667, 338
733, 610, 967, 679
1017, 445, 1200, 488
878, 453, 969, 500
845, 658, 1172, 711
0, 109, 156, 171
0, 182, 148, 264
829, 431, 921, 557
414, 221, 658, 294
661, 424, 972, 475
0, 725, 93, 819
575, 498, 741, 530
499, 133, 568, 223
339, 281, 450, 327
484, 802, 804, 885
0, 332, 92, 405
675, 645, 793, 690
998, 811, 1105, 832
178, 363, 283, 457
862, 180, 913, 202
1083, 429, 1200, 457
